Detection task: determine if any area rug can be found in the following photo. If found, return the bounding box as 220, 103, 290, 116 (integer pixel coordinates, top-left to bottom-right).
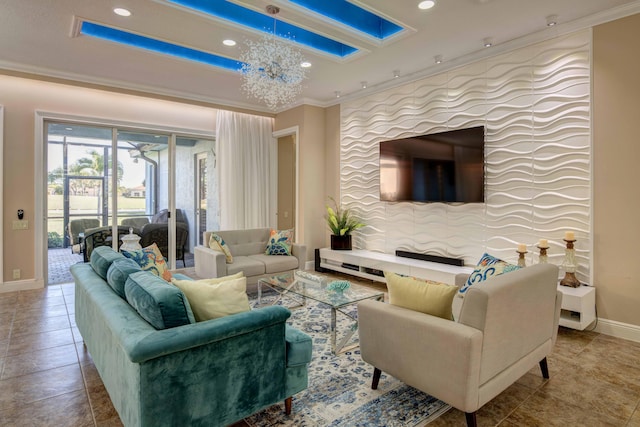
245, 291, 451, 426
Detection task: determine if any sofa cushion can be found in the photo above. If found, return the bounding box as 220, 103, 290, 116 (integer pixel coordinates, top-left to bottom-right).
249, 254, 299, 275
217, 228, 271, 257
90, 246, 126, 280
124, 271, 195, 329
172, 276, 251, 321
209, 233, 233, 263
226, 256, 266, 277
106, 258, 142, 298
265, 229, 294, 255
385, 272, 458, 320
459, 253, 521, 298
122, 243, 173, 282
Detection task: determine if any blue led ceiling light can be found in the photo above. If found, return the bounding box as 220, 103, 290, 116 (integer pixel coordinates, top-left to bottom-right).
167, 0, 358, 58
287, 0, 403, 39
80, 21, 243, 71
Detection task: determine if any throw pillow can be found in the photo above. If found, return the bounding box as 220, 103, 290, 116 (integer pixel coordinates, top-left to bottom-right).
209, 233, 233, 263
458, 253, 521, 298
90, 246, 126, 280
172, 276, 251, 321
385, 272, 458, 320
106, 258, 142, 298
122, 243, 172, 282
124, 271, 195, 329
171, 271, 244, 288
265, 228, 294, 256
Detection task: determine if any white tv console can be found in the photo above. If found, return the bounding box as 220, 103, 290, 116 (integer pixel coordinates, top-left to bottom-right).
318, 248, 474, 285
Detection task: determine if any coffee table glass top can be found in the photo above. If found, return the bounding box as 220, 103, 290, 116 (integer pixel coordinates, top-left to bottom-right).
258, 271, 384, 308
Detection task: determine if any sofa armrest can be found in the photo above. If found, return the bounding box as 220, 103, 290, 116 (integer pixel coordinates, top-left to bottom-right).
194, 245, 227, 278
284, 325, 312, 367
125, 306, 291, 363
291, 243, 307, 270
358, 299, 483, 411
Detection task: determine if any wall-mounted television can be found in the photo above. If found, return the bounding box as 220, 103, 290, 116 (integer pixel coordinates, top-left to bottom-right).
379, 126, 485, 203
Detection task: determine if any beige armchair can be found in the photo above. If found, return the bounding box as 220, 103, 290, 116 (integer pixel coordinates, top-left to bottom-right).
358, 263, 562, 427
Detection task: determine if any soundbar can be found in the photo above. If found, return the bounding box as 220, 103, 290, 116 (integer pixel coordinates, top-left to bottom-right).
395, 250, 464, 267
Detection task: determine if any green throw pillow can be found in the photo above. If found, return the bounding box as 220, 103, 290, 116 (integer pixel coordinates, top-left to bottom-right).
384, 272, 457, 320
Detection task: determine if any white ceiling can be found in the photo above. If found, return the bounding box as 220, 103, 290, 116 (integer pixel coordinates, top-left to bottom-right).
1, 0, 639, 113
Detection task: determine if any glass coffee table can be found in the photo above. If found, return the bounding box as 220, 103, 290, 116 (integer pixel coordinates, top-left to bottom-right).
257, 271, 384, 355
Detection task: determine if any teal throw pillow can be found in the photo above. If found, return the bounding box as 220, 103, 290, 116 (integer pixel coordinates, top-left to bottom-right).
106, 258, 142, 298
458, 253, 521, 298
124, 271, 195, 329
90, 246, 125, 280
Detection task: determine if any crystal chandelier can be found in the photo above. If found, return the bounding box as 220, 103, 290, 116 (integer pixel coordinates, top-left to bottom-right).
240, 5, 308, 110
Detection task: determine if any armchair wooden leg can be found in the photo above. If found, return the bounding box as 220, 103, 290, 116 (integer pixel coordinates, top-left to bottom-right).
371, 367, 381, 390
465, 412, 477, 427
539, 357, 549, 379
284, 397, 292, 415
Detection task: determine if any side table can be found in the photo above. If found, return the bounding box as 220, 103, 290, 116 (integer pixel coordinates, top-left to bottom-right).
557, 284, 596, 330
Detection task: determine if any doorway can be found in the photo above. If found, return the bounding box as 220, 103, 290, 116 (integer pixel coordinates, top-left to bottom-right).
277, 135, 296, 230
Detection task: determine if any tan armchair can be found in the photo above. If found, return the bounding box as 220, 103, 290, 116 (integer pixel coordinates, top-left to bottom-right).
358, 263, 562, 427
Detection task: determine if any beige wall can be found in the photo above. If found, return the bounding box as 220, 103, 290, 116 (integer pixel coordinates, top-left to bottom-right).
593, 13, 640, 327
0, 74, 217, 283
275, 105, 327, 261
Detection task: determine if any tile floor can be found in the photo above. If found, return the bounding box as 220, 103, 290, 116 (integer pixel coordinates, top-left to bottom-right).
1, 277, 640, 426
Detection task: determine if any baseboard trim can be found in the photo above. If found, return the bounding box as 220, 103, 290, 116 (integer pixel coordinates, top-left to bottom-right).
0, 278, 45, 293
594, 318, 640, 343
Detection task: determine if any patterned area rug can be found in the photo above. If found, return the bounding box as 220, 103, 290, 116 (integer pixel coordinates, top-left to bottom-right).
245, 292, 450, 427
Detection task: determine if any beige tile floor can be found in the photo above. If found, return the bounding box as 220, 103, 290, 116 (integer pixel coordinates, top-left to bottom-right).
1, 276, 640, 427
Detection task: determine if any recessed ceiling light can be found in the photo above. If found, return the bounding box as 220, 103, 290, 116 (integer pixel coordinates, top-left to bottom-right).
361, 81, 368, 89
393, 70, 400, 78
418, 1, 436, 10
434, 55, 443, 64
113, 8, 132, 17
546, 15, 558, 27
483, 37, 493, 48
300, 61, 312, 68
222, 39, 236, 46
335, 91, 341, 98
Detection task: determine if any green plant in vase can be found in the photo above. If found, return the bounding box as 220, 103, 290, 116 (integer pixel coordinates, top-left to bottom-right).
325, 196, 365, 250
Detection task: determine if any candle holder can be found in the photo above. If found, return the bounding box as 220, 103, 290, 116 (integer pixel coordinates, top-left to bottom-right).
516, 250, 527, 268
560, 239, 581, 288
537, 245, 549, 264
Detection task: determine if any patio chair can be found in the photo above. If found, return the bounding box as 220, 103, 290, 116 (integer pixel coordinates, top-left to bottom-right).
67, 218, 99, 254
83, 225, 140, 262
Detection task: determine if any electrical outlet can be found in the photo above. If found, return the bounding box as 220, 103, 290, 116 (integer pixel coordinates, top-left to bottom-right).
12, 220, 28, 230
12, 269, 20, 279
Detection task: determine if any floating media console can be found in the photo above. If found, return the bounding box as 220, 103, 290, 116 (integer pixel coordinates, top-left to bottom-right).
317, 248, 473, 285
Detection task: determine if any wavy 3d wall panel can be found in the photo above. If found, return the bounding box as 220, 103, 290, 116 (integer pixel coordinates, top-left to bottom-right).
340, 31, 591, 281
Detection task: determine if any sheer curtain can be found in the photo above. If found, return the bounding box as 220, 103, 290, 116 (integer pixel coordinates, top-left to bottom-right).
216, 110, 274, 229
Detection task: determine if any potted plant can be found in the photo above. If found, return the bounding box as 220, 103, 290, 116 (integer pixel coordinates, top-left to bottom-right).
325, 197, 365, 250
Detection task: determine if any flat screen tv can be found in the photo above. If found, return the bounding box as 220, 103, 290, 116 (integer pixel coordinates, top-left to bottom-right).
379, 126, 485, 203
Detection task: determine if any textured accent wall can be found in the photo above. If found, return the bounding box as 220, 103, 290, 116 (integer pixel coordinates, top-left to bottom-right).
340, 31, 591, 280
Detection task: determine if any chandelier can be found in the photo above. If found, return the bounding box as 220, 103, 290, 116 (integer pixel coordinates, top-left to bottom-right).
240, 5, 308, 110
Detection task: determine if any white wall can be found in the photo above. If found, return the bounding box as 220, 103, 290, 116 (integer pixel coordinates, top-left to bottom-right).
340, 31, 591, 280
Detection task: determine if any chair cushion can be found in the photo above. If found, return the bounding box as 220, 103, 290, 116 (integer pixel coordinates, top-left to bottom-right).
90, 246, 126, 280
385, 272, 458, 320
106, 258, 142, 298
265, 229, 294, 255
209, 233, 233, 263
171, 276, 251, 321
249, 254, 299, 274
124, 271, 195, 329
459, 253, 521, 298
122, 243, 173, 282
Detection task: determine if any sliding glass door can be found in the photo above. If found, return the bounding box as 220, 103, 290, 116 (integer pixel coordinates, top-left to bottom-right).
45, 120, 214, 284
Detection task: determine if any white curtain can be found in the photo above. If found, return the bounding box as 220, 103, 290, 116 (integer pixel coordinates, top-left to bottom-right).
216, 110, 274, 229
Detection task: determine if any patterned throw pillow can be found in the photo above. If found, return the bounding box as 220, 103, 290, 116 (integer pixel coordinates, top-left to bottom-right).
458, 253, 521, 298
122, 243, 173, 282
265, 229, 294, 256
209, 233, 233, 263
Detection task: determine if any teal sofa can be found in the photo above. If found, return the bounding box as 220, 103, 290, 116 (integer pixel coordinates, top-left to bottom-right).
71, 246, 312, 427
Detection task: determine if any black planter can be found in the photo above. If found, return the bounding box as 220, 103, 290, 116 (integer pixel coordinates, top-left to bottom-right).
331, 234, 352, 250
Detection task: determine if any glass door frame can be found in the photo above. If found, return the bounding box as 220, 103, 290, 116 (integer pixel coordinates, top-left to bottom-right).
36, 111, 214, 285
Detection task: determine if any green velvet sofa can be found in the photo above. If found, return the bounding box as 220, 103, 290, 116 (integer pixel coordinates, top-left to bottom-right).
71, 246, 312, 427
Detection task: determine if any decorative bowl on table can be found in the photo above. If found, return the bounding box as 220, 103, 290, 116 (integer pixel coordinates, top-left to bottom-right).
327, 280, 351, 293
